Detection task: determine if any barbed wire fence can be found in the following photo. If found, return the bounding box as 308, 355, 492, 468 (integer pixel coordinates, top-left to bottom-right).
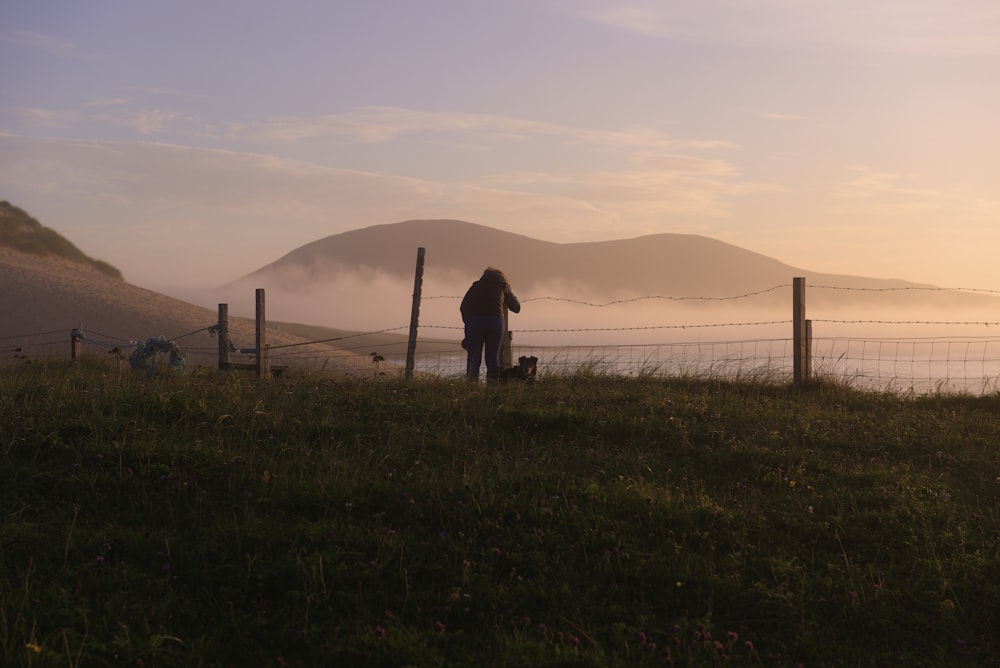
4, 280, 1000, 394
262, 280, 1000, 394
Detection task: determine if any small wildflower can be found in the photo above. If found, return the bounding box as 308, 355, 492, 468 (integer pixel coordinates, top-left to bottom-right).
745, 640, 754, 652
434, 620, 446, 634
727, 631, 739, 642
25, 642, 41, 653
95, 555, 105, 564
374, 626, 386, 638
568, 635, 580, 647
637, 631, 647, 645
675, 580, 683, 588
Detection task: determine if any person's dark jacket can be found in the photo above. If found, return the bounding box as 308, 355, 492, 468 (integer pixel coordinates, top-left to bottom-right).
460, 270, 521, 320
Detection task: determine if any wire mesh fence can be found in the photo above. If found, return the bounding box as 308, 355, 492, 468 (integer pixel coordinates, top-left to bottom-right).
5, 281, 1000, 394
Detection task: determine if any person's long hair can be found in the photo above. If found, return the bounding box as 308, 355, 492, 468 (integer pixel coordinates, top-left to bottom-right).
484, 266, 508, 284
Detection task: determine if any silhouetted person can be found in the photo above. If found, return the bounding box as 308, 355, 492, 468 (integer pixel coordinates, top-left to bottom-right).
461, 267, 521, 382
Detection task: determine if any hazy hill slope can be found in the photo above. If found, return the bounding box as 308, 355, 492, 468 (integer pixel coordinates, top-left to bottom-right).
243, 219, 934, 299
0, 246, 376, 368
1, 246, 231, 354
0, 201, 122, 280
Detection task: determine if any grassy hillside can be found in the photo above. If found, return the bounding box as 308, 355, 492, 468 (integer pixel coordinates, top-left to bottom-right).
1, 362, 998, 666
0, 201, 122, 280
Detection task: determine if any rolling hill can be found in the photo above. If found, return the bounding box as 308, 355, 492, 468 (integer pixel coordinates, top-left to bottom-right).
234, 219, 987, 311
0, 203, 379, 369
0, 200, 122, 280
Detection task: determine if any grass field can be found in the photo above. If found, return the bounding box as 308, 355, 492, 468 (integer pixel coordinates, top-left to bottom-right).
2, 359, 998, 666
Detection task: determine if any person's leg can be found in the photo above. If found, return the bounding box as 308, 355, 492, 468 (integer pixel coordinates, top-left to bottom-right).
464, 318, 486, 381
483, 316, 505, 381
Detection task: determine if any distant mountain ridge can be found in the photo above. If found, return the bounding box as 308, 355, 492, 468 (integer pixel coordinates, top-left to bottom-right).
0, 201, 122, 280
241, 219, 942, 304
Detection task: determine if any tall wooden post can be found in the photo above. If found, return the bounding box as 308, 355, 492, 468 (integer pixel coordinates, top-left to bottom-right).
405, 247, 425, 380
500, 307, 512, 368
805, 318, 812, 383
70, 328, 82, 362
793, 277, 809, 387
217, 304, 230, 371
255, 289, 270, 380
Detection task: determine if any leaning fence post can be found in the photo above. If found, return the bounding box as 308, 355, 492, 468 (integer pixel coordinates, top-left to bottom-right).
255, 289, 270, 380
70, 328, 82, 362
405, 247, 425, 380
793, 277, 809, 386
217, 303, 230, 371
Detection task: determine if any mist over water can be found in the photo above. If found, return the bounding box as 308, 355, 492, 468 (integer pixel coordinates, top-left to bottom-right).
192, 271, 1000, 347
174, 271, 1000, 393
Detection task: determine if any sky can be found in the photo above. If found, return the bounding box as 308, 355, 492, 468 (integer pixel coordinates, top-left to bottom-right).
1, 0, 999, 296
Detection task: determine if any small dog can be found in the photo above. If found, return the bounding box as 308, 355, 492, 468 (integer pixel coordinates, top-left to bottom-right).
498, 356, 538, 382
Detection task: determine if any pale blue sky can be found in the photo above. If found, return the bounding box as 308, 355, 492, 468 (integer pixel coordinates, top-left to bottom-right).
1, 0, 998, 292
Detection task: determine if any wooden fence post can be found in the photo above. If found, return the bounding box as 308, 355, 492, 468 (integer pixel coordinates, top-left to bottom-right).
805, 318, 812, 383
217, 304, 230, 371
500, 307, 512, 368
793, 277, 810, 387
70, 328, 82, 362
405, 247, 425, 380
255, 288, 270, 380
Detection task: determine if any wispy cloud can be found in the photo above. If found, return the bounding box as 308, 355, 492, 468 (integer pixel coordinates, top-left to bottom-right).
830, 165, 999, 220
224, 106, 733, 152
93, 109, 181, 135
569, 0, 1000, 56
834, 165, 944, 200
4, 30, 76, 56
10, 106, 79, 129
759, 112, 803, 121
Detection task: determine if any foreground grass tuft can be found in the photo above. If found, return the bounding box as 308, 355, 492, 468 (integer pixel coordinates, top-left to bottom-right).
2, 360, 998, 666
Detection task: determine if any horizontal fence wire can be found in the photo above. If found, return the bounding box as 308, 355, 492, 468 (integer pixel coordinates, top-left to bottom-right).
5, 281, 1000, 394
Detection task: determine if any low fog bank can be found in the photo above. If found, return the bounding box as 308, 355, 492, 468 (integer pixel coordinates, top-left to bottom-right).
173, 269, 1000, 348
